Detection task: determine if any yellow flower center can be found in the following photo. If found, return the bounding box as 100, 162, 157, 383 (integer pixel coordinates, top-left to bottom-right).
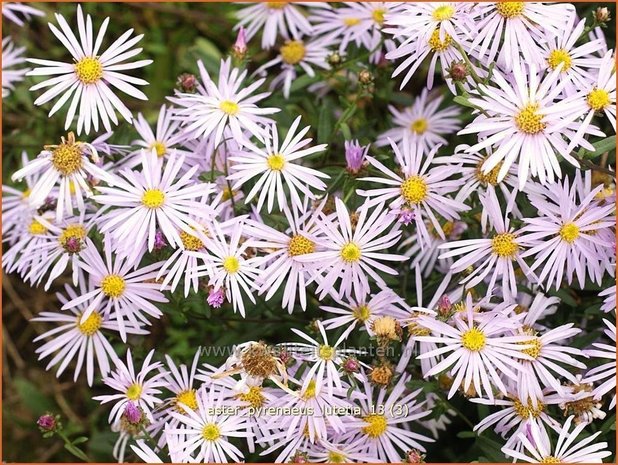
149, 141, 167, 158
433, 4, 455, 21
353, 304, 371, 322
126, 383, 142, 401
223, 256, 240, 274
288, 234, 315, 256
222, 187, 235, 201
343, 17, 361, 26
476, 158, 503, 186
540, 457, 560, 463
495, 2, 525, 18
408, 321, 431, 337
51, 142, 83, 176
491, 232, 519, 258
22, 188, 32, 198
362, 414, 388, 438
266, 153, 286, 171
201, 423, 221, 441
141, 189, 165, 209
327, 451, 346, 463
28, 219, 47, 235
587, 88, 611, 111
180, 231, 204, 251
461, 327, 486, 351
515, 103, 546, 134
59, 224, 87, 251
318, 344, 335, 361
74, 56, 103, 85
76, 311, 103, 336
340, 242, 361, 262
100, 274, 126, 298
547, 49, 572, 72
302, 380, 317, 400
513, 398, 545, 418
219, 100, 239, 115
266, 2, 287, 9
280, 40, 306, 65
410, 118, 428, 135
401, 175, 428, 204
428, 29, 452, 52
372, 7, 386, 25
559, 222, 580, 243
175, 389, 198, 411
519, 337, 542, 359
238, 386, 266, 409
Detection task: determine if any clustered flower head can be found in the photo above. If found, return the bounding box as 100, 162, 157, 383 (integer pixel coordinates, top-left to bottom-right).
3, 2, 616, 464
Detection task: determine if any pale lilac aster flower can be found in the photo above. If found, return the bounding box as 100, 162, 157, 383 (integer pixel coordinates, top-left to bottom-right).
307, 439, 380, 463
583, 319, 616, 410
519, 176, 615, 290
227, 116, 328, 213
94, 349, 168, 424
502, 415, 612, 463
169, 58, 280, 147
27, 5, 152, 134
296, 198, 407, 302
2, 37, 29, 97
376, 88, 461, 152
2, 2, 44, 25
207, 288, 226, 308
599, 285, 616, 313
459, 60, 603, 189
358, 137, 469, 248
344, 139, 368, 174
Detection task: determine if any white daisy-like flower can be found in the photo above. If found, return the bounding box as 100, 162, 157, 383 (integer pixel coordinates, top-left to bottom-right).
11, 132, 115, 221
94, 349, 168, 424
167, 384, 252, 463
459, 60, 604, 189
358, 138, 469, 248
376, 88, 461, 153
2, 2, 44, 26
416, 295, 534, 401
227, 116, 328, 213
93, 148, 215, 264
27, 5, 152, 134
502, 415, 612, 463
235, 2, 325, 49
471, 2, 575, 71
63, 236, 168, 342
296, 197, 407, 302
245, 198, 327, 313
583, 319, 616, 410
169, 58, 280, 148
2, 37, 29, 97
191, 219, 261, 317
32, 282, 148, 386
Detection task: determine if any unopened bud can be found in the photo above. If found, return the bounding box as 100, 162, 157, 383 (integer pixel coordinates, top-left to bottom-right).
342, 357, 361, 374
153, 230, 167, 251
405, 449, 426, 463
37, 413, 58, 432
232, 27, 248, 59
595, 7, 611, 24
448, 60, 468, 82
177, 73, 197, 93
358, 69, 374, 85
327, 51, 343, 67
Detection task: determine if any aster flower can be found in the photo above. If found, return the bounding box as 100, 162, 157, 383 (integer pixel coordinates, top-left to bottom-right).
343, 374, 434, 462
439, 187, 532, 299
94, 349, 168, 424
167, 384, 252, 463
583, 319, 616, 410
599, 285, 616, 313
376, 88, 461, 153
357, 137, 468, 248
296, 198, 407, 302
2, 37, 29, 97
93, 149, 215, 264
11, 132, 115, 221
519, 176, 615, 290
32, 283, 147, 386
245, 199, 327, 312
416, 295, 534, 401
235, 2, 323, 49
471, 2, 575, 71
27, 5, 152, 134
169, 58, 280, 148
307, 438, 380, 463
63, 236, 168, 342
256, 36, 332, 98
191, 219, 261, 317
459, 60, 603, 189
2, 2, 44, 26
502, 415, 612, 463
227, 116, 328, 213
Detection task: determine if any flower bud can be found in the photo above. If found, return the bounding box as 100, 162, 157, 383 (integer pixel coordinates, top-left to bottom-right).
358, 69, 374, 85
232, 27, 248, 59
207, 288, 226, 308
177, 73, 197, 93
594, 7, 611, 24
37, 413, 58, 432
153, 230, 167, 251
405, 449, 426, 463
447, 60, 468, 82
341, 357, 361, 374
327, 51, 343, 67
344, 140, 368, 175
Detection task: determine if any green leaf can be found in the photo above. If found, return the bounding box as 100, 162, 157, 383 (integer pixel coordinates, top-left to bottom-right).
72, 436, 89, 445
340, 123, 352, 141
577, 136, 616, 159
64, 442, 89, 462
318, 100, 333, 145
